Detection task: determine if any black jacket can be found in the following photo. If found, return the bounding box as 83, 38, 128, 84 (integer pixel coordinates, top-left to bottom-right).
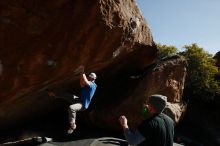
138, 113, 174, 146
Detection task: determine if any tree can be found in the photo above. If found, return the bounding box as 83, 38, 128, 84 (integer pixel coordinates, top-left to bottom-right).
179, 43, 219, 101
156, 43, 178, 59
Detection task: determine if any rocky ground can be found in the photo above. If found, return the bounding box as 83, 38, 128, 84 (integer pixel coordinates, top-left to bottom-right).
2, 137, 184, 146
0, 109, 184, 146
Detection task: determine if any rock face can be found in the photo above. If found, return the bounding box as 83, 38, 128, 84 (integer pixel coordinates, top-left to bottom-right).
214, 51, 220, 68
86, 55, 187, 130
0, 0, 187, 135
0, 0, 156, 131
214, 51, 220, 80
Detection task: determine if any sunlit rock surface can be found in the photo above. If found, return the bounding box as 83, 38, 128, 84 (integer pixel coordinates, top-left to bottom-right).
86, 55, 187, 130
0, 0, 157, 131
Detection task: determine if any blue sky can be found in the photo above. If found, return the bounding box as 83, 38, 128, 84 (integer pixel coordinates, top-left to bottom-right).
136, 0, 220, 55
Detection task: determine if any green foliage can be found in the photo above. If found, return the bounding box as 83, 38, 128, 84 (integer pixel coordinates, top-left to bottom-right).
156, 43, 178, 59
179, 43, 219, 101
156, 43, 219, 102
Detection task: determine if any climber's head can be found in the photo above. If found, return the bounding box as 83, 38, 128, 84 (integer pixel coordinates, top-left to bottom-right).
88, 72, 97, 81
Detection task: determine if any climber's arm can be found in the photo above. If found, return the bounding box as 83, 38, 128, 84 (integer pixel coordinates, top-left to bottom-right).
80, 73, 90, 87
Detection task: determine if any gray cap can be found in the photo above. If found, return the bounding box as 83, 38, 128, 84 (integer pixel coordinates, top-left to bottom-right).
148, 94, 167, 113
89, 72, 97, 79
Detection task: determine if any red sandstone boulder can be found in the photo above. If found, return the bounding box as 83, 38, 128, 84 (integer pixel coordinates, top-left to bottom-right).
0, 0, 157, 130
0, 0, 187, 134
86, 55, 187, 130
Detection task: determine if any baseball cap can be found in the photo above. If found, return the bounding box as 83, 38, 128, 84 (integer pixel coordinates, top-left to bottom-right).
148, 94, 167, 113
